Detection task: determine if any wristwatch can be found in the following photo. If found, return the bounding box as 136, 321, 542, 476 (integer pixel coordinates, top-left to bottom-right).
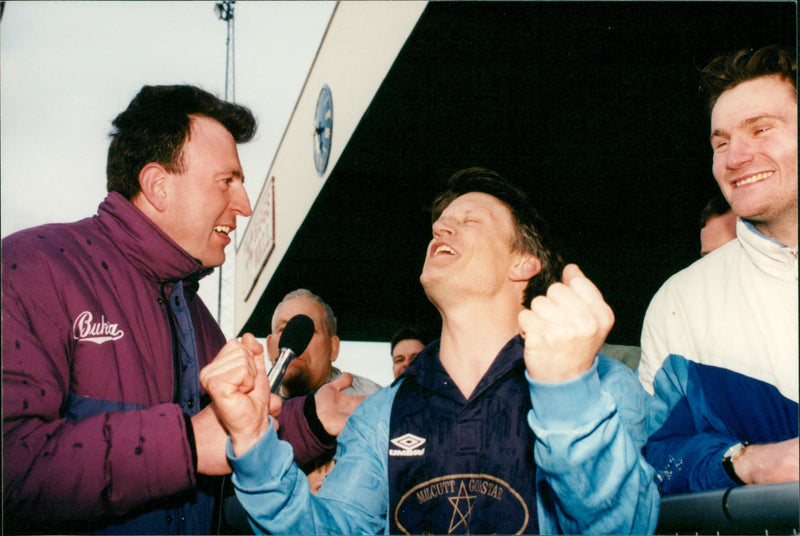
722, 441, 749, 485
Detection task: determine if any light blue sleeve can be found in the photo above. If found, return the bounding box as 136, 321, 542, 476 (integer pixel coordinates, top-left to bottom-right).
228, 384, 399, 535
529, 356, 659, 535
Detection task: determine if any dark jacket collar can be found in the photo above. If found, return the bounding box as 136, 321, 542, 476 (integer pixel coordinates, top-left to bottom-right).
395, 335, 525, 402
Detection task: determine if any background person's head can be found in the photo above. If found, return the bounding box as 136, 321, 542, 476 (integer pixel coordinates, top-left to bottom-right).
390, 327, 426, 378
267, 289, 340, 397
702, 46, 797, 246
699, 192, 737, 256
425, 167, 564, 308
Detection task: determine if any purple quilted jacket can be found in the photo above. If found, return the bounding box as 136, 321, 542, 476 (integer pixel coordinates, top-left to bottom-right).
1, 193, 314, 533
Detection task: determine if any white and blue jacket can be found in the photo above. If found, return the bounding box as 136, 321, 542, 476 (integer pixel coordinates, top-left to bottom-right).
229, 336, 659, 534
640, 219, 799, 494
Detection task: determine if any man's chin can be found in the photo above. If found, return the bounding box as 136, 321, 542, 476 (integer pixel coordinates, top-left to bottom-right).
203, 255, 226, 269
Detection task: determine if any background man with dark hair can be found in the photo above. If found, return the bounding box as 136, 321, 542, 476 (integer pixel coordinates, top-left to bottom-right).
390, 326, 427, 378
699, 192, 737, 257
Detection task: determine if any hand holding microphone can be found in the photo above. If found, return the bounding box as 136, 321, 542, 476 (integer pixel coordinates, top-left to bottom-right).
200, 333, 278, 456
200, 315, 315, 456
267, 314, 315, 394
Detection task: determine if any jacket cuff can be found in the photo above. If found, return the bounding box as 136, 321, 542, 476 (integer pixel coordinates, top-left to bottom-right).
526, 357, 613, 429
303, 393, 336, 444
228, 420, 293, 486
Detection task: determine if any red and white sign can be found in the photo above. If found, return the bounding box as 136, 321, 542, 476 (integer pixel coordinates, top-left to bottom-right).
240, 175, 275, 300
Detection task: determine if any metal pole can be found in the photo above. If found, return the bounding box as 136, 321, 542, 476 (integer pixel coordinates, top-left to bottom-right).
215, 1, 236, 332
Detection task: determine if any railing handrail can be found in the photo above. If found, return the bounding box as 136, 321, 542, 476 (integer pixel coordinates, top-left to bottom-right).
657, 481, 799, 535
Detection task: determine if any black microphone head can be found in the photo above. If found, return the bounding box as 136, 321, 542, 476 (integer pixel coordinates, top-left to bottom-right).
278, 314, 315, 356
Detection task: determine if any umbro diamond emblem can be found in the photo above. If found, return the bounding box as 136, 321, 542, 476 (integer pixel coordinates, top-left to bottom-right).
390, 433, 426, 456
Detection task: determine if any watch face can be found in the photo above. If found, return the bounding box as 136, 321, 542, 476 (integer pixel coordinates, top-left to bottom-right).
313, 84, 333, 176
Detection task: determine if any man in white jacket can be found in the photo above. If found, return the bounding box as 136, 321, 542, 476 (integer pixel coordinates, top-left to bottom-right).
640, 45, 798, 495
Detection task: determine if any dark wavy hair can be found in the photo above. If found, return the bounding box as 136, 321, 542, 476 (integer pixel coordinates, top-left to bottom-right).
699, 192, 732, 229
106, 85, 257, 199
430, 167, 564, 307
700, 45, 797, 113
390, 327, 427, 354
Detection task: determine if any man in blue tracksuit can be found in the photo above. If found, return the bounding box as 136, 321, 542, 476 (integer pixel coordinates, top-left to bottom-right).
202, 168, 659, 534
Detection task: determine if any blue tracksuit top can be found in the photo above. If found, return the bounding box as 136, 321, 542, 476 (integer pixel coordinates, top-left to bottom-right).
228, 336, 659, 534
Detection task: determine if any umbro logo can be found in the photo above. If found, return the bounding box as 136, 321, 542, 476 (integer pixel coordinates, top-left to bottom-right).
389, 433, 426, 457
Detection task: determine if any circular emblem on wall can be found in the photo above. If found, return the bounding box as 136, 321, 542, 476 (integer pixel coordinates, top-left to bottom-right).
313, 84, 333, 176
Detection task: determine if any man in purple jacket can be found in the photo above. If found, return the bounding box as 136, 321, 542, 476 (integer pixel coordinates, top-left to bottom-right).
1, 85, 347, 534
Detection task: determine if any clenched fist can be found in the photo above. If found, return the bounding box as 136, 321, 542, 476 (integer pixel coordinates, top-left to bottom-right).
518, 264, 614, 382
200, 333, 282, 456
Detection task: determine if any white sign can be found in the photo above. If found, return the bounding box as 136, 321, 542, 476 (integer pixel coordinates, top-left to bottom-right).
240, 175, 275, 300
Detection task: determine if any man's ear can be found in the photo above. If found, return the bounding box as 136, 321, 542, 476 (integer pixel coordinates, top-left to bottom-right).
329, 335, 341, 363
510, 254, 542, 282
137, 163, 169, 212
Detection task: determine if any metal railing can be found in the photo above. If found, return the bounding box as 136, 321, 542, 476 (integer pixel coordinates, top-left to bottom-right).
657, 482, 799, 535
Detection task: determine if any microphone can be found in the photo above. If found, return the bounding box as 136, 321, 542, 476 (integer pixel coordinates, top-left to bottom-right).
267, 314, 315, 394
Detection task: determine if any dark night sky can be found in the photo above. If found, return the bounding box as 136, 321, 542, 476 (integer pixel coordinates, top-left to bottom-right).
243, 1, 797, 347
